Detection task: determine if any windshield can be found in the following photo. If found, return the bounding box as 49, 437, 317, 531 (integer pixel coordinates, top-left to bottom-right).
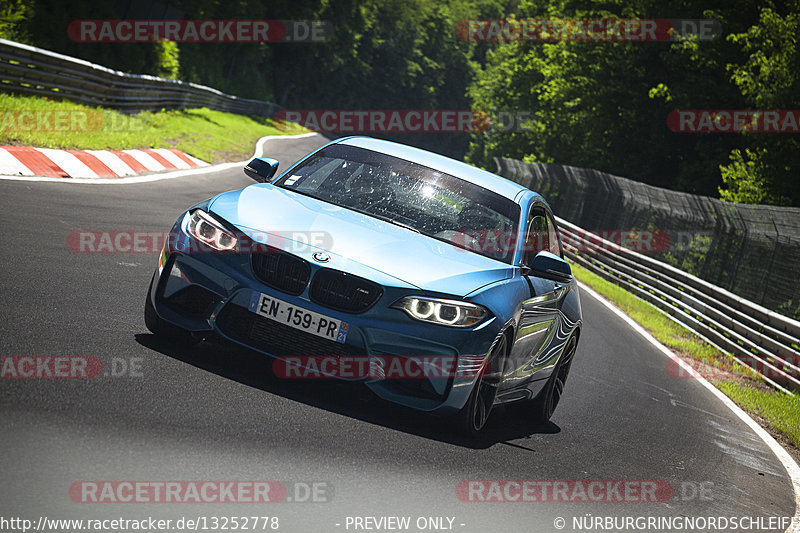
275, 144, 521, 264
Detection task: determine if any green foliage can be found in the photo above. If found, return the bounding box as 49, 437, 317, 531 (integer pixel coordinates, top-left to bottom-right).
728, 6, 799, 107
663, 232, 713, 276
718, 147, 789, 205
266, 0, 506, 158
723, 4, 800, 206
648, 83, 672, 102
777, 299, 800, 321
0, 0, 30, 41
153, 40, 180, 80
469, 0, 745, 194
468, 0, 799, 206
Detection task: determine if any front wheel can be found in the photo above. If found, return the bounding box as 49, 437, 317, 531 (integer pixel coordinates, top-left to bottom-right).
528, 334, 578, 424
453, 333, 508, 436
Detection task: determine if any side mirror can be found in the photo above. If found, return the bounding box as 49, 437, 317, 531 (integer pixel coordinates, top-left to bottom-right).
244, 157, 279, 182
528, 251, 573, 283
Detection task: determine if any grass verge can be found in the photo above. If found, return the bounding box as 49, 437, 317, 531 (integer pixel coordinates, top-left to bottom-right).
716, 381, 800, 447
0, 94, 303, 163
572, 262, 800, 451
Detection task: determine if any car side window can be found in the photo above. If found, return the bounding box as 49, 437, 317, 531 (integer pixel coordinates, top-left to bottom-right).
523, 207, 549, 266
546, 213, 562, 257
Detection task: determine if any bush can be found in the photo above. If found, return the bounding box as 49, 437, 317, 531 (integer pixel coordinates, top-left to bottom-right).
153, 39, 180, 80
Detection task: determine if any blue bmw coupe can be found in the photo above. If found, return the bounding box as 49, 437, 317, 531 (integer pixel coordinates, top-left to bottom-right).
145, 136, 582, 434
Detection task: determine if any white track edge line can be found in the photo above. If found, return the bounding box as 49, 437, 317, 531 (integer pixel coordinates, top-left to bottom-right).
579, 281, 800, 532
0, 132, 319, 184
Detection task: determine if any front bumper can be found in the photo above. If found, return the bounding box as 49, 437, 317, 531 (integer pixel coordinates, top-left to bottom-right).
147, 218, 503, 415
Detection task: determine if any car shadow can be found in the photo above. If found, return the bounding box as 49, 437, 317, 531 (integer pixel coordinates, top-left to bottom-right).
135, 333, 561, 449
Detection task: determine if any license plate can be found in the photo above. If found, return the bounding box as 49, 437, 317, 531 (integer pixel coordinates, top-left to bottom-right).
248, 291, 349, 344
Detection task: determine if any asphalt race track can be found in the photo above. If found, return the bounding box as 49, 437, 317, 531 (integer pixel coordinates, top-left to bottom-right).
0, 134, 796, 533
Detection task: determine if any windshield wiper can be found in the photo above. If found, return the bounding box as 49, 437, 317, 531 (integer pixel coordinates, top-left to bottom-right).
365, 212, 421, 234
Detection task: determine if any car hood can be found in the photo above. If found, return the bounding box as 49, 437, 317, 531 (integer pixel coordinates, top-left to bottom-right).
208, 184, 512, 297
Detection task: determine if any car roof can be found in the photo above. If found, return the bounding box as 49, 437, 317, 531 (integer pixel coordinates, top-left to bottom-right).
334, 136, 528, 202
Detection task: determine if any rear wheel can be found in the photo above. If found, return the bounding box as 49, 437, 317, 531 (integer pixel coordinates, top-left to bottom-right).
144, 290, 200, 346
528, 334, 578, 423
454, 333, 508, 436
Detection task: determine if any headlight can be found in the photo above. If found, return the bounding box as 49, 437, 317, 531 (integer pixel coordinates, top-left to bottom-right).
186, 210, 237, 251
391, 296, 488, 328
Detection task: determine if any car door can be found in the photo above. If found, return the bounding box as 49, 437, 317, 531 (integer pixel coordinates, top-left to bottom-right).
504, 205, 569, 385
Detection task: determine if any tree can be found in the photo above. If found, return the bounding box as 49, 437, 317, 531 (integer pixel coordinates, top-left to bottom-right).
0, 0, 31, 42
721, 2, 800, 205
466, 0, 799, 203
718, 148, 789, 205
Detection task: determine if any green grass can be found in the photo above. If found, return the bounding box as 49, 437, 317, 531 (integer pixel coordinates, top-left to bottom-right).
571, 263, 751, 374
572, 262, 799, 450
716, 382, 800, 448
0, 94, 299, 163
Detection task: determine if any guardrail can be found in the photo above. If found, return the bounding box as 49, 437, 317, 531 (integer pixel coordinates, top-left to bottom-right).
0, 38, 278, 116
556, 216, 800, 394
496, 158, 800, 317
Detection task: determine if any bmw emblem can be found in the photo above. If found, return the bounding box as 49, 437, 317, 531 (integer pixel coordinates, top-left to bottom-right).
313, 252, 330, 263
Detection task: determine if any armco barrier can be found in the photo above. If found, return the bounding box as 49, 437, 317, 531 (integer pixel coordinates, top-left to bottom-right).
0, 38, 277, 116
556, 216, 800, 394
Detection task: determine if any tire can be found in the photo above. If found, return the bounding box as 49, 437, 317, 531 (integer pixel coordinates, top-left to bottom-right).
144, 290, 200, 346
528, 334, 578, 424
454, 333, 509, 436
